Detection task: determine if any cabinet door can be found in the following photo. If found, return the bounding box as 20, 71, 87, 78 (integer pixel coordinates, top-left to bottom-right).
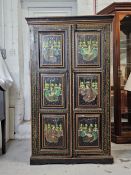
72, 23, 111, 156
31, 24, 72, 157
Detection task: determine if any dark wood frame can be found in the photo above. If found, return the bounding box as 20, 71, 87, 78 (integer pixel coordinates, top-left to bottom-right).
26, 16, 113, 164
98, 2, 131, 143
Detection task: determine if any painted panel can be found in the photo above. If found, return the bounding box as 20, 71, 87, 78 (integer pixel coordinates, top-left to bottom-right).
76, 114, 100, 148
41, 114, 66, 149
41, 74, 65, 108
75, 32, 101, 67
75, 73, 101, 108
39, 32, 64, 68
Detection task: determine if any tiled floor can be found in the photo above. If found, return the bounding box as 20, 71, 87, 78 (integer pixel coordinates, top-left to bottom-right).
0, 140, 131, 175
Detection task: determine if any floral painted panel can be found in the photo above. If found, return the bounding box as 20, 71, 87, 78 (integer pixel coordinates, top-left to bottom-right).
76, 114, 100, 147
75, 32, 100, 67
39, 32, 64, 67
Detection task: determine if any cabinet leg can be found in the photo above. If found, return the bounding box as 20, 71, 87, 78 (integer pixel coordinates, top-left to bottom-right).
1, 120, 6, 154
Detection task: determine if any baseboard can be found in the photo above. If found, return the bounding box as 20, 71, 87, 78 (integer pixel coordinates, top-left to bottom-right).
30, 155, 114, 165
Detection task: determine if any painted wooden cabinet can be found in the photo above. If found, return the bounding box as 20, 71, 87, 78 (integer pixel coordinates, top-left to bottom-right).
26, 16, 113, 164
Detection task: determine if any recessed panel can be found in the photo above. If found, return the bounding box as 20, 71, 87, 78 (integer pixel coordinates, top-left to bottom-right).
75, 73, 101, 108
41, 114, 66, 149
40, 74, 65, 108
75, 32, 101, 67
76, 114, 101, 149
39, 32, 64, 68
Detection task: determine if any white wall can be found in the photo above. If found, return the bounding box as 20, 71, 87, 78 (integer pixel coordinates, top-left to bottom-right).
0, 0, 10, 147
77, 0, 94, 15
1, 0, 24, 140
0, 0, 4, 46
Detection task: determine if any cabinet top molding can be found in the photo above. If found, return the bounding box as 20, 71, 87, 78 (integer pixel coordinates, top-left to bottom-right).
26, 15, 114, 25
97, 2, 131, 15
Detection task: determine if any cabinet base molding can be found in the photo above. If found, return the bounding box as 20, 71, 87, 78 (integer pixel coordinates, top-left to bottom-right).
30, 156, 113, 165
112, 133, 131, 144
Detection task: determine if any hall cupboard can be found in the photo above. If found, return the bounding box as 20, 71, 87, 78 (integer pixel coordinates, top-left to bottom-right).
26, 16, 113, 164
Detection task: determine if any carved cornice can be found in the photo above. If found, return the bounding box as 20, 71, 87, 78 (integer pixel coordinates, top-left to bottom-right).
97, 2, 131, 15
